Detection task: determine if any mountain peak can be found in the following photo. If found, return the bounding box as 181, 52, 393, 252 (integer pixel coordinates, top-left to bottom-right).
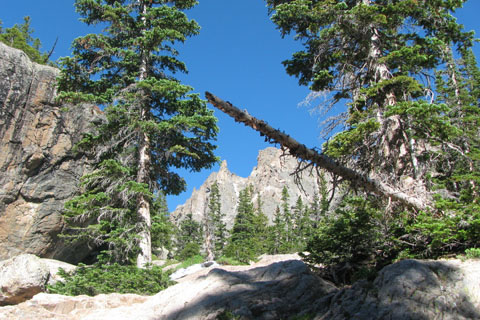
171, 147, 322, 228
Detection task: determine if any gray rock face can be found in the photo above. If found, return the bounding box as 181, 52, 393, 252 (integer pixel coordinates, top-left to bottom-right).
1, 256, 479, 319
314, 259, 480, 320
0, 42, 102, 262
0, 254, 50, 306
172, 147, 325, 227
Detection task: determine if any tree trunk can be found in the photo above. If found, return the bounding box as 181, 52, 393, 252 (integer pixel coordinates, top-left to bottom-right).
136, 128, 152, 268
136, 0, 152, 268
205, 92, 429, 211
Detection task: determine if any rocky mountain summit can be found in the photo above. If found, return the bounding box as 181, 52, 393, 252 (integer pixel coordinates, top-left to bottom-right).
171, 147, 324, 227
0, 43, 102, 262
1, 254, 479, 319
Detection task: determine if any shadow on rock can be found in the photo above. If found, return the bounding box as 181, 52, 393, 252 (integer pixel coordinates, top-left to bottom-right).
314, 259, 480, 320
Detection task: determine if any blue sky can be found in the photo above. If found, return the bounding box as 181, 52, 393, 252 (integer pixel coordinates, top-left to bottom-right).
2, 1, 479, 211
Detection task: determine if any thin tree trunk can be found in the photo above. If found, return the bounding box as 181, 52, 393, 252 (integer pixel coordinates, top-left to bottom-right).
136, 0, 152, 268
136, 129, 152, 268
205, 92, 428, 211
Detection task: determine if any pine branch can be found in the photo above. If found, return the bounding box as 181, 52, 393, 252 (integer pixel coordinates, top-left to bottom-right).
205, 91, 429, 211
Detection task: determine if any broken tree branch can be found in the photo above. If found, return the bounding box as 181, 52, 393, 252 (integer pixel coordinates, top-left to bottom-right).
205, 91, 429, 211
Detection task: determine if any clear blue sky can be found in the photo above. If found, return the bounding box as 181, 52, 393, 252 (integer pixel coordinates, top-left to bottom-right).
2, 1, 479, 211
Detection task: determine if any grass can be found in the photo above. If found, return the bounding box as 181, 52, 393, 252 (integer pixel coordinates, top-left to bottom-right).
216, 256, 248, 266
173, 255, 205, 271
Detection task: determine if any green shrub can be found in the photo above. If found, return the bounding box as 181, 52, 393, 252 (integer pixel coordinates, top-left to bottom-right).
301, 196, 382, 284
216, 256, 247, 266
47, 263, 172, 296
175, 255, 205, 271
176, 242, 201, 261
465, 248, 480, 259
216, 310, 241, 320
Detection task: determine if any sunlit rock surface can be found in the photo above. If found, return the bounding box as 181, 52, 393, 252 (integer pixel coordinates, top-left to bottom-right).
1, 256, 479, 319
171, 147, 326, 228
0, 43, 102, 262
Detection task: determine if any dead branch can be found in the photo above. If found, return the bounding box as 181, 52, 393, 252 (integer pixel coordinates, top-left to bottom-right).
205, 91, 429, 211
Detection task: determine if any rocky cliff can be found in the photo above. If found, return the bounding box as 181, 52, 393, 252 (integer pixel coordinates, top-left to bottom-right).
171, 147, 325, 227
0, 42, 102, 262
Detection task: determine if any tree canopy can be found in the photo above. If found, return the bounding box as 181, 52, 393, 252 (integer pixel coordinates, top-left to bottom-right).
60, 0, 218, 267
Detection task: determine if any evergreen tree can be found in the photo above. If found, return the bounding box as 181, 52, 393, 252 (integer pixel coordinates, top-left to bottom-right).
265, 0, 474, 203
204, 181, 227, 259
303, 196, 382, 284
176, 213, 203, 260
0, 16, 50, 64
224, 186, 260, 262
150, 192, 175, 258
267, 206, 286, 254
281, 186, 293, 249
293, 196, 311, 250
266, 0, 480, 265
253, 195, 269, 254
60, 0, 217, 267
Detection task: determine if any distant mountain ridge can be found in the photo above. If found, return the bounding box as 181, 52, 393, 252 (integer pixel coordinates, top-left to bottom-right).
171, 147, 323, 227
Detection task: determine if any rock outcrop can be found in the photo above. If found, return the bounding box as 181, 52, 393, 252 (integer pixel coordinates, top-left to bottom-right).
313, 259, 480, 320
1, 256, 479, 319
172, 147, 326, 227
0, 42, 102, 262
0, 254, 50, 306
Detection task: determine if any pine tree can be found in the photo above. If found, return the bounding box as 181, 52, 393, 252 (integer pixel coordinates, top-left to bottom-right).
60, 0, 217, 267
265, 0, 474, 207
281, 186, 293, 249
176, 213, 203, 260
253, 195, 269, 254
0, 17, 50, 64
151, 191, 175, 258
204, 181, 227, 259
293, 196, 311, 250
267, 206, 286, 254
225, 186, 260, 262
266, 0, 480, 268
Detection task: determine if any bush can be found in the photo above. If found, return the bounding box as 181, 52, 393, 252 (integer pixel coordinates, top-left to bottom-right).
174, 255, 205, 271
216, 256, 247, 266
301, 196, 382, 284
465, 248, 480, 259
47, 263, 172, 296
176, 242, 201, 261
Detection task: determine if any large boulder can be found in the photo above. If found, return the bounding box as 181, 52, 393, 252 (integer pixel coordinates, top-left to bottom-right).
1, 256, 479, 319
313, 259, 480, 320
0, 254, 50, 306
0, 42, 102, 262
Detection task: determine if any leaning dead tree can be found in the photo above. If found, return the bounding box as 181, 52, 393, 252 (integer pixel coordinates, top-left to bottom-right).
206, 91, 428, 211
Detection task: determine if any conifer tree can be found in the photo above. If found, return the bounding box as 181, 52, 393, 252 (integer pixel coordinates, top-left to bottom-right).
0, 17, 50, 64
293, 196, 311, 249
253, 195, 269, 254
266, 0, 480, 268
151, 191, 175, 257
281, 186, 293, 248
176, 213, 203, 260
265, 0, 474, 207
267, 206, 286, 254
204, 181, 227, 259
60, 0, 217, 267
225, 186, 260, 262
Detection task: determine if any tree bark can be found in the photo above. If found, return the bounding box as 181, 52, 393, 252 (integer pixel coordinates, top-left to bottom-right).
205, 92, 429, 211
136, 0, 152, 268
136, 130, 152, 268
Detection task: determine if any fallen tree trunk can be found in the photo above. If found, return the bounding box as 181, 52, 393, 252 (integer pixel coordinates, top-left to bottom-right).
206, 91, 428, 211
